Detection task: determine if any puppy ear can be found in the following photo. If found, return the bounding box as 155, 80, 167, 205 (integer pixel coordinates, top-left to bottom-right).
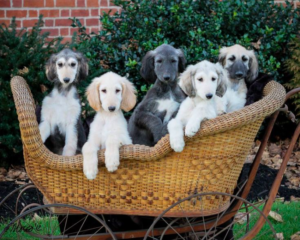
140, 50, 156, 83
75, 51, 89, 81
179, 65, 196, 98
246, 50, 259, 82
45, 53, 57, 82
86, 77, 101, 112
121, 77, 137, 112
215, 63, 228, 97
218, 47, 227, 67
176, 49, 186, 73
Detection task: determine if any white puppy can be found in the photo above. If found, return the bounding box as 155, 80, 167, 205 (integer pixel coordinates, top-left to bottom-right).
168, 60, 228, 152
83, 72, 137, 180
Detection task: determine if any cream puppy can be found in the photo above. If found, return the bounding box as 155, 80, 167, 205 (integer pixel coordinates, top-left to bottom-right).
82, 72, 137, 180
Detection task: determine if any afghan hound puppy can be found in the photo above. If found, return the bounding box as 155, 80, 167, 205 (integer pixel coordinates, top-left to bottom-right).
83, 72, 137, 180
128, 44, 186, 146
218, 44, 259, 112
168, 60, 228, 152
39, 48, 88, 156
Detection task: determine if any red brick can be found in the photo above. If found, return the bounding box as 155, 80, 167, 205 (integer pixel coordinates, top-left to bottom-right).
29, 10, 38, 17
0, 0, 10, 7
61, 10, 70, 17
77, 0, 86, 7
86, 18, 99, 26
7, 10, 27, 18
87, 0, 99, 7
91, 9, 99, 16
39, 9, 59, 18
24, 0, 44, 7
0, 11, 5, 18
55, 18, 73, 26
12, 0, 23, 7
70, 28, 79, 35
60, 28, 69, 36
90, 27, 100, 33
71, 9, 89, 17
46, 0, 54, 7
23, 19, 39, 27
1, 19, 22, 27
41, 28, 59, 36
100, 8, 118, 15
100, 0, 108, 6
61, 37, 72, 44
56, 0, 75, 7
45, 19, 54, 27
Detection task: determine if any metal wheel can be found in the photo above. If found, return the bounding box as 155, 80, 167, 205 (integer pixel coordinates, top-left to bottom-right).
144, 192, 276, 240
0, 203, 117, 239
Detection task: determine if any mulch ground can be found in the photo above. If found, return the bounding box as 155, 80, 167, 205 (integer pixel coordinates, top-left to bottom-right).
0, 140, 300, 221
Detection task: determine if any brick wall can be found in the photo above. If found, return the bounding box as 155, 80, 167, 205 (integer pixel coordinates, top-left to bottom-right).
0, 0, 298, 42
0, 0, 119, 42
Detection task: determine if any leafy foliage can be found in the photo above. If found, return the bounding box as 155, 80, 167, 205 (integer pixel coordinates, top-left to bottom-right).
285, 37, 300, 116
0, 17, 64, 166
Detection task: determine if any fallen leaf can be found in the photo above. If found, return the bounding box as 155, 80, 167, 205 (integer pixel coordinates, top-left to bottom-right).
291, 231, 300, 240
234, 212, 250, 224
269, 143, 282, 157
276, 232, 284, 240
269, 211, 283, 222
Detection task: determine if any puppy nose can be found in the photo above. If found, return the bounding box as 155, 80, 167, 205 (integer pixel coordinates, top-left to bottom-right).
235, 72, 244, 78
63, 78, 70, 83
108, 106, 116, 112
206, 93, 213, 99
163, 75, 170, 81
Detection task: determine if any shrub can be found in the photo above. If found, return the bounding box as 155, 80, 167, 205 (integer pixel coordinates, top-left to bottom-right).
71, 0, 300, 108
285, 37, 300, 116
0, 17, 64, 167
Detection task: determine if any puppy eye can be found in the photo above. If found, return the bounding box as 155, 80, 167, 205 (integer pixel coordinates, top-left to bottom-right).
198, 78, 203, 82
229, 56, 235, 61
171, 59, 177, 63
242, 56, 248, 62
101, 89, 106, 93
116, 89, 120, 93
58, 63, 63, 67
71, 62, 76, 67
156, 59, 162, 63
212, 77, 216, 81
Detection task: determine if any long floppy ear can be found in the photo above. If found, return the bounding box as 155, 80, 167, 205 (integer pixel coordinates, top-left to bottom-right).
178, 65, 197, 98
121, 77, 137, 112
218, 47, 228, 67
75, 51, 89, 81
86, 77, 101, 112
121, 77, 136, 112
176, 49, 186, 73
45, 53, 57, 82
215, 63, 228, 97
140, 50, 156, 83
246, 50, 259, 83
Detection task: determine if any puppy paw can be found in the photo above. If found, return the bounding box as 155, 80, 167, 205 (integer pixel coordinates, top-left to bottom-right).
105, 152, 120, 172
83, 158, 98, 180
170, 136, 185, 152
63, 146, 77, 156
185, 122, 200, 137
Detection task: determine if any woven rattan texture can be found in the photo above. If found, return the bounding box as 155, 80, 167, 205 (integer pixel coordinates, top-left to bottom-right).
11, 76, 286, 216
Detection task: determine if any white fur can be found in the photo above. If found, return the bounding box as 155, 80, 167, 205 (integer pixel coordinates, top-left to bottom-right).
39, 86, 80, 156
168, 61, 226, 152
156, 95, 180, 123
222, 81, 247, 113
83, 72, 136, 180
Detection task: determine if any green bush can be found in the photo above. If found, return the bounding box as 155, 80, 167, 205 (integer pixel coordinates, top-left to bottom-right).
0, 17, 65, 167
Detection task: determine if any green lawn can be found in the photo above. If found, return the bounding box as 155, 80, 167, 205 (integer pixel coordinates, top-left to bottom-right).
0, 201, 299, 239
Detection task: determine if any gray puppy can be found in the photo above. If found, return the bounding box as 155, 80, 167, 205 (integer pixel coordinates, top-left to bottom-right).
128, 44, 186, 146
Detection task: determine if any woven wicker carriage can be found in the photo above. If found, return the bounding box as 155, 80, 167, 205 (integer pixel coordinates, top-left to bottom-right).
10, 76, 286, 218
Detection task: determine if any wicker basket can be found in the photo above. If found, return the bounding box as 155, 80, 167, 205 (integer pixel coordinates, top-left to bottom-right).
11, 76, 286, 217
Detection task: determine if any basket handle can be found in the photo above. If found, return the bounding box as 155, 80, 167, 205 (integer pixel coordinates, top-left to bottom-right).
11, 76, 286, 171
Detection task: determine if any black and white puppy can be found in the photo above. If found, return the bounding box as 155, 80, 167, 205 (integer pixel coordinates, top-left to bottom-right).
39, 48, 88, 156
218, 44, 259, 112
128, 44, 186, 146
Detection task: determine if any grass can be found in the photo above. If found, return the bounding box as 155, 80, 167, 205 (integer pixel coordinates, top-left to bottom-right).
0, 201, 299, 239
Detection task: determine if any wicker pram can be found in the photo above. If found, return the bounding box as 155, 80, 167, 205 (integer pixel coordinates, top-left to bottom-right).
10, 76, 286, 217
